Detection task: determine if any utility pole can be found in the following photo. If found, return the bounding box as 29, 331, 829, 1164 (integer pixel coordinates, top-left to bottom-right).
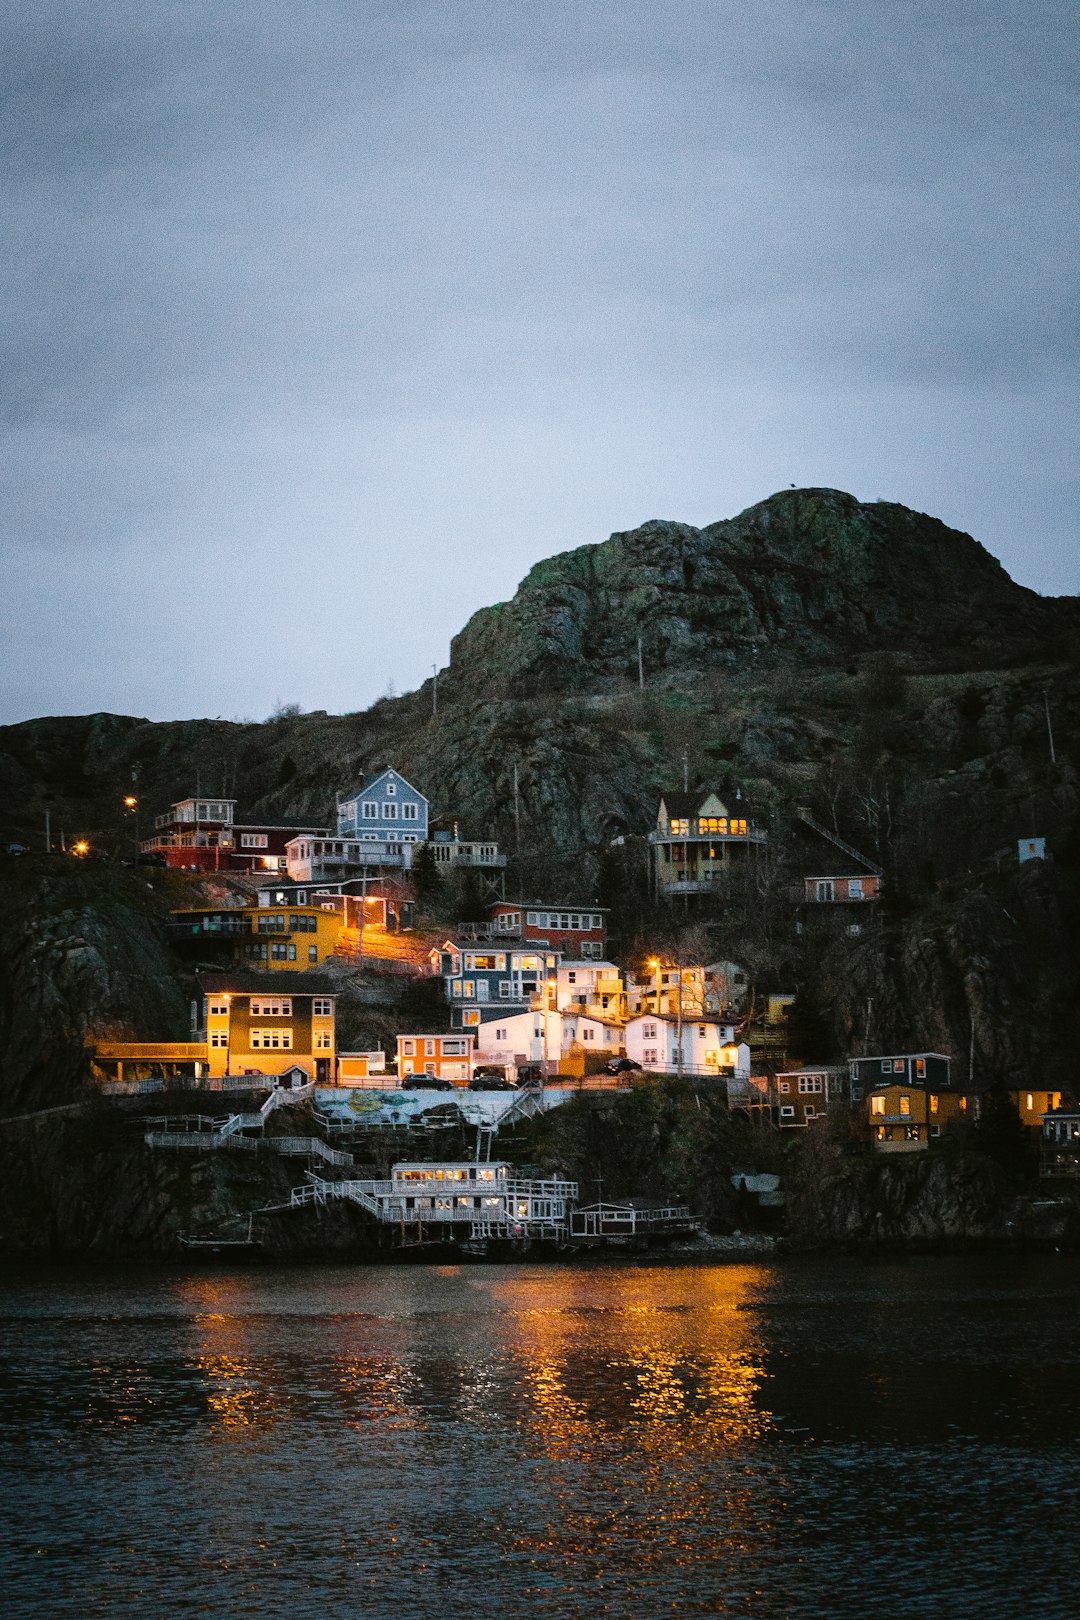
1043, 691, 1057, 766
676, 949, 684, 1078
682, 749, 689, 793
637, 636, 644, 690
513, 761, 521, 852
432, 665, 438, 718
44, 806, 51, 854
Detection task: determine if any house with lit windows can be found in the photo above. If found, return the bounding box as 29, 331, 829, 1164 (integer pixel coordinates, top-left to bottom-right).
623, 1015, 750, 1078
867, 1084, 969, 1150
433, 940, 560, 1031
168, 903, 342, 969
849, 1052, 952, 1101
197, 972, 337, 1082
649, 791, 767, 897
627, 960, 750, 1019
141, 794, 328, 874
396, 1033, 475, 1085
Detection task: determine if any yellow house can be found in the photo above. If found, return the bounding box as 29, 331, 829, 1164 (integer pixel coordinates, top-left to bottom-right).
170, 904, 342, 971
201, 973, 337, 1082
1010, 1087, 1061, 1128
867, 1084, 968, 1150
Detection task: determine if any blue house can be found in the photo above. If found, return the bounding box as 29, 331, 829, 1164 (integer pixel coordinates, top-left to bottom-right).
433, 940, 561, 1031
337, 769, 428, 845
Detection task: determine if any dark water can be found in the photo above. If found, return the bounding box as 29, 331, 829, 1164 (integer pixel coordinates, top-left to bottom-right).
3, 1255, 1079, 1618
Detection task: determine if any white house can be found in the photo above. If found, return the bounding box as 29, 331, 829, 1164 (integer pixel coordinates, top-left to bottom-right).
475, 1007, 625, 1070
624, 1014, 750, 1078
553, 961, 626, 1017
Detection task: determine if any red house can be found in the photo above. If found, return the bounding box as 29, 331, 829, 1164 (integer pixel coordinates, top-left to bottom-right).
142, 795, 328, 874
480, 901, 608, 959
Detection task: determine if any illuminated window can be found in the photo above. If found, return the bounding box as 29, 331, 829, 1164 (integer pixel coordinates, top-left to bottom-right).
314, 1032, 331, 1050
929, 1094, 939, 1114
899, 1094, 911, 1116
915, 1058, 926, 1077
240, 833, 268, 849
870, 1095, 885, 1115
463, 1011, 480, 1027
730, 819, 747, 835
250, 1029, 292, 1050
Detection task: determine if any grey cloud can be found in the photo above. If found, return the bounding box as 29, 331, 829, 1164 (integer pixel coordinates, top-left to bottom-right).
0, 1, 1076, 720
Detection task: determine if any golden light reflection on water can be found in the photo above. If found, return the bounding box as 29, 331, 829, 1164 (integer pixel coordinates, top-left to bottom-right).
493, 1266, 781, 1585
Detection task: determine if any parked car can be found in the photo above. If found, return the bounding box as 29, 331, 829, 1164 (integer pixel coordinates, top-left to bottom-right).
469, 1075, 518, 1092
410, 1076, 455, 1091
605, 1057, 642, 1075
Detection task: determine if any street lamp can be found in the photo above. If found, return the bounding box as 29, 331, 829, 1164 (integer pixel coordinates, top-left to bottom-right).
647, 955, 684, 1076
123, 795, 139, 861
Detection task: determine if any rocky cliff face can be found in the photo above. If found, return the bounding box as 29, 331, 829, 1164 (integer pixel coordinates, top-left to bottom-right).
0, 862, 192, 1113
448, 489, 1075, 694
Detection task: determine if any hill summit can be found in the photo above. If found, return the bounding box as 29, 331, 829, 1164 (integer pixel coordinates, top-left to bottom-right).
449, 488, 1073, 693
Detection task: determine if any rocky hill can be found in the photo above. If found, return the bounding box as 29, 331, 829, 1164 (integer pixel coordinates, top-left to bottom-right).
1, 487, 1078, 1119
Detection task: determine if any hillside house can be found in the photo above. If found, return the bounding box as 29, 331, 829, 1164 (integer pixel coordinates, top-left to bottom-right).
649, 791, 767, 897
553, 961, 626, 1019
286, 833, 416, 882
849, 1053, 952, 1102
624, 1015, 750, 1078
256, 874, 415, 932
774, 1066, 852, 1128
1040, 1096, 1080, 1174
336, 1050, 387, 1086
141, 795, 328, 874
428, 818, 507, 880
867, 1083, 968, 1150
396, 1033, 475, 1085
196, 972, 337, 1082
168, 902, 342, 969
793, 808, 883, 907
627, 960, 749, 1019
469, 902, 609, 956
435, 941, 560, 1030
337, 768, 428, 842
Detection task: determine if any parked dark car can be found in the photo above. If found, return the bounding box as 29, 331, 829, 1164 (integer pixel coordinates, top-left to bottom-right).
411, 1076, 455, 1091
469, 1075, 518, 1092
605, 1057, 642, 1075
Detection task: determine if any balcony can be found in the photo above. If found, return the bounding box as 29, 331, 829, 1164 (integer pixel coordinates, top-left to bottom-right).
649, 826, 767, 848
430, 843, 507, 868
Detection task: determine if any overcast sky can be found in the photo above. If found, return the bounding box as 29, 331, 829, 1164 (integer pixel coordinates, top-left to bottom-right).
2, 1, 1076, 725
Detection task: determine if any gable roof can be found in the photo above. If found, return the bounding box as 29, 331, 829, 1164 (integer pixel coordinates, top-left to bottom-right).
657, 790, 731, 821
340, 768, 425, 802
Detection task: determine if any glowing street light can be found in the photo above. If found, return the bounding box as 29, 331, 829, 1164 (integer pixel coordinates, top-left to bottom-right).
72, 840, 89, 857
